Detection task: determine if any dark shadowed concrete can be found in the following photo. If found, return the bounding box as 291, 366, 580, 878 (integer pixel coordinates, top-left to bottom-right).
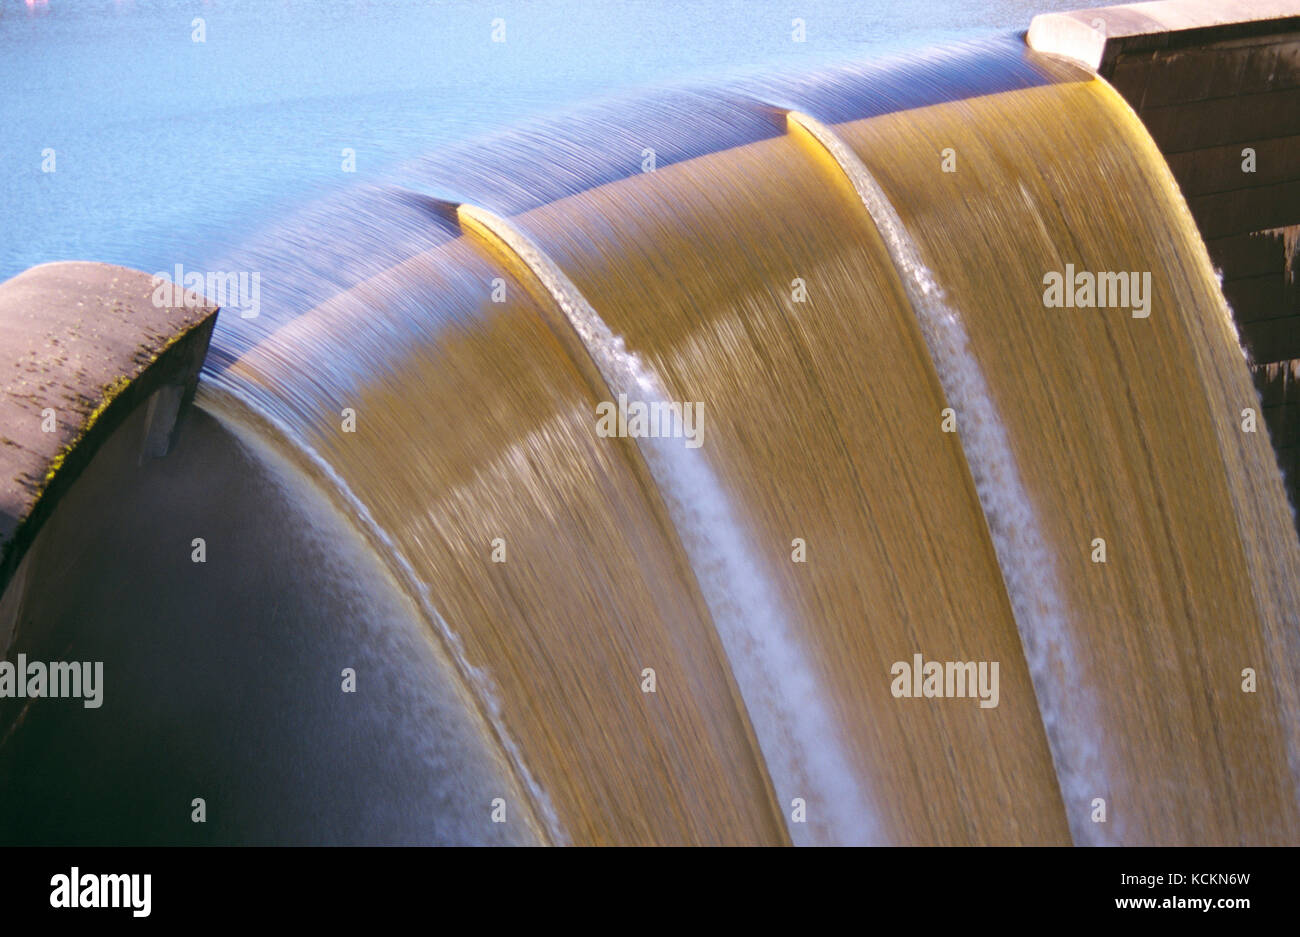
0, 400, 528, 845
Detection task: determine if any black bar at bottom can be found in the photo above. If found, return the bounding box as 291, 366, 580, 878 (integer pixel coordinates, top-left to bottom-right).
3, 845, 1291, 925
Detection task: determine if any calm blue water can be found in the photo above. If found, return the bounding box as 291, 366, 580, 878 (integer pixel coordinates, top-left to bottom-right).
0, 0, 1094, 282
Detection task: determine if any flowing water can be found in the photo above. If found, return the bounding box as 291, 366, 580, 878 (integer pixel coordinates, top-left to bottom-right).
186, 38, 1300, 844
3, 12, 1298, 845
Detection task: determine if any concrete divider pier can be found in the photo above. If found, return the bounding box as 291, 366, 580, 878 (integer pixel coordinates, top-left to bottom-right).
0, 262, 218, 614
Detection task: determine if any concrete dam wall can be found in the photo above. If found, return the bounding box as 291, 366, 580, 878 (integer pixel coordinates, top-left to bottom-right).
0, 262, 217, 642
2, 0, 1299, 846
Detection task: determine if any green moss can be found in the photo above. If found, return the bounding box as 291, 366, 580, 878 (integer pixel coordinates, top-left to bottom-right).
36, 373, 134, 493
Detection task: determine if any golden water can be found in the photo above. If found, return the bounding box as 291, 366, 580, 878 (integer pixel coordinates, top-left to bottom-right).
205, 45, 1300, 845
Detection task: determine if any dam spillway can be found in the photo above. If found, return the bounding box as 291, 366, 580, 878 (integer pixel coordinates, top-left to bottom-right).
1, 2, 1298, 847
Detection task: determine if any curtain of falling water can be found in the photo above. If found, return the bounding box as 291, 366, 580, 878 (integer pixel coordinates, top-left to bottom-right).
203, 39, 1300, 845
820, 77, 1300, 844
206, 235, 788, 846
494, 135, 1068, 845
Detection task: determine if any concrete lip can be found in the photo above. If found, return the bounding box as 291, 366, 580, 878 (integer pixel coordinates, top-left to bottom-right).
1028, 0, 1300, 70
0, 261, 218, 598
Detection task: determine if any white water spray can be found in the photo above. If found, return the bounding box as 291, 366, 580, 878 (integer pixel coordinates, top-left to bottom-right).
459, 204, 882, 846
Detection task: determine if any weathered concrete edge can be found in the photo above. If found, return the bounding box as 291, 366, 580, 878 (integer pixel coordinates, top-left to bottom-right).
0, 262, 219, 598
1027, 0, 1300, 70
